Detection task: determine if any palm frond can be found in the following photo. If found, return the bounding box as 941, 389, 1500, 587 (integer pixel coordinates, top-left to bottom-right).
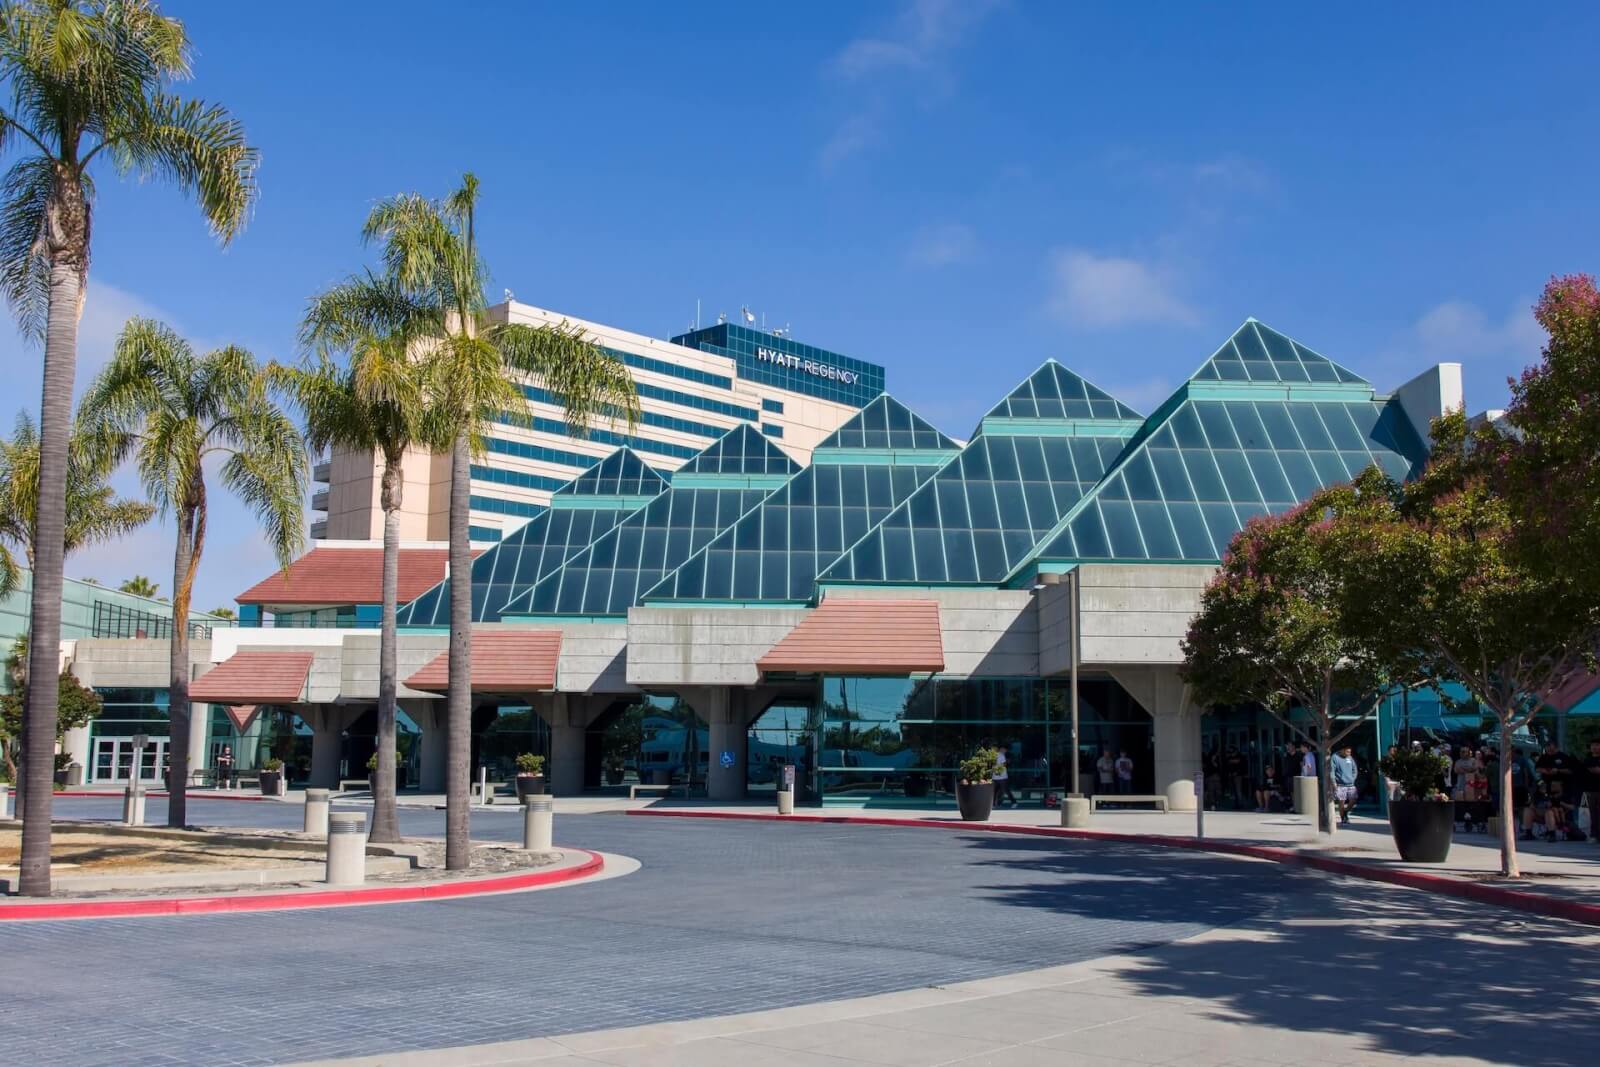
111, 91, 258, 242
0, 155, 52, 337
489, 319, 639, 437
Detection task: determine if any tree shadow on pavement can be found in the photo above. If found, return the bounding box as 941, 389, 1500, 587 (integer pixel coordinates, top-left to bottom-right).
963, 834, 1600, 1065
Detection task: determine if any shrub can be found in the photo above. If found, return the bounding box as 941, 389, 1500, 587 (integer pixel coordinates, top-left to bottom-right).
365, 750, 401, 771
261, 757, 284, 772
959, 748, 1000, 784
515, 753, 545, 775
1379, 747, 1450, 801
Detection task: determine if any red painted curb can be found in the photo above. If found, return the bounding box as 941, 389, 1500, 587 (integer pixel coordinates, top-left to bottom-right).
0, 849, 604, 921
54, 791, 274, 802
627, 809, 1600, 928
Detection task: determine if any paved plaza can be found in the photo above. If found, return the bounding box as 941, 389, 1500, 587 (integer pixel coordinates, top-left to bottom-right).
1, 797, 1596, 1066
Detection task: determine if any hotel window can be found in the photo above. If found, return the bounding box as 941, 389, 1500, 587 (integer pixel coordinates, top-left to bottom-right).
762, 423, 785, 438
762, 398, 784, 414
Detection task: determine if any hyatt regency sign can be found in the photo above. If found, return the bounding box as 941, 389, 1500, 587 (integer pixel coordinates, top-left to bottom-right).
756, 346, 860, 385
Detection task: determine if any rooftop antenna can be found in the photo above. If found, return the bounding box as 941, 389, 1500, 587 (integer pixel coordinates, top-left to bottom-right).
717, 311, 727, 325
741, 306, 756, 325
696, 298, 701, 329
503, 288, 515, 303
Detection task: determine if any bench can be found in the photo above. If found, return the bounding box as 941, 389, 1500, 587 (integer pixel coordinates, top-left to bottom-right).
338, 778, 372, 792
628, 783, 673, 799
1090, 794, 1169, 812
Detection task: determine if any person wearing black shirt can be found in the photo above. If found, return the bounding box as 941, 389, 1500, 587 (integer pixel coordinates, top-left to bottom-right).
1224, 746, 1247, 809
1583, 739, 1600, 841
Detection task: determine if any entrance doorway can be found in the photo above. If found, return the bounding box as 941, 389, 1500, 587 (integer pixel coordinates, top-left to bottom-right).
91, 737, 167, 784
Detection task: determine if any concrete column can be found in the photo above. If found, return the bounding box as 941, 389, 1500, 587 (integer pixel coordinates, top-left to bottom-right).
1111, 666, 1201, 812
412, 701, 447, 793
679, 687, 749, 802
187, 699, 209, 778
308, 707, 342, 789
63, 725, 91, 778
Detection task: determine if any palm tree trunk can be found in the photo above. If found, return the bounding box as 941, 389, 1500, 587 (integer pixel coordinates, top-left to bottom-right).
166, 500, 202, 828
445, 433, 472, 869
17, 261, 81, 896
370, 457, 403, 843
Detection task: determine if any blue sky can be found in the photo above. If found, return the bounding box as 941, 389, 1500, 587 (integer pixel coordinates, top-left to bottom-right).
4, 0, 1597, 610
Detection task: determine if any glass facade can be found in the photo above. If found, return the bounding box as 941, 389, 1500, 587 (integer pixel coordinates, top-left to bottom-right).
672, 322, 886, 408
805, 675, 1153, 805
507, 425, 798, 617
403, 449, 670, 625
646, 395, 960, 603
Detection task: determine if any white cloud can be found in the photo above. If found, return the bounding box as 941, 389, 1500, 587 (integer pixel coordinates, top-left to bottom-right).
1045, 248, 1199, 329
818, 114, 879, 173
1410, 300, 1545, 362
829, 0, 999, 80
907, 222, 977, 267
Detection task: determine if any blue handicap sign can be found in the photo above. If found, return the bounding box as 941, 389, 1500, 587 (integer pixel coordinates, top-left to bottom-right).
719, 750, 736, 769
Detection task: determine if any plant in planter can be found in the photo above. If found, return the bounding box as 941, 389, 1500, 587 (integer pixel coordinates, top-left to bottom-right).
366, 750, 406, 789
515, 753, 547, 800
1379, 747, 1453, 862
603, 755, 626, 786
956, 748, 1000, 822
259, 758, 285, 797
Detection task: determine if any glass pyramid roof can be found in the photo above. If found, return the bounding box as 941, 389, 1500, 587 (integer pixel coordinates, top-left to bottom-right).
980, 360, 1143, 424
643, 395, 961, 604
398, 448, 668, 626
1191, 319, 1368, 384
817, 363, 1141, 586
1017, 322, 1427, 573
503, 425, 799, 618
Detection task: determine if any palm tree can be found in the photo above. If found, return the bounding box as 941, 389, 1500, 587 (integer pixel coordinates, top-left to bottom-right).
80, 318, 303, 828
0, 411, 154, 596
0, 1, 257, 895
304, 174, 638, 869
273, 335, 426, 844
117, 575, 159, 598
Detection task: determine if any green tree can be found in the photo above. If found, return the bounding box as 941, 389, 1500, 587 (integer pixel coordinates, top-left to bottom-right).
273, 332, 428, 844
117, 575, 159, 599
0, 0, 257, 895
206, 605, 234, 621
303, 174, 638, 869
1182, 468, 1417, 836
79, 318, 304, 828
0, 411, 154, 595
2, 635, 100, 786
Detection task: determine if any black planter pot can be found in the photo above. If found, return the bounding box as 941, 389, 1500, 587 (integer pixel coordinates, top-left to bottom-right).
515, 774, 546, 801
1388, 799, 1454, 862
605, 767, 625, 786
903, 773, 931, 799
956, 781, 994, 822
259, 770, 282, 797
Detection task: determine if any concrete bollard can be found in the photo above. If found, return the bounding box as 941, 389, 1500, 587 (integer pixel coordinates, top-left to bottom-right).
1061, 795, 1091, 828
325, 812, 367, 885
0, 782, 10, 819
122, 785, 146, 826
776, 788, 795, 815
523, 794, 553, 852
1294, 775, 1319, 817
304, 788, 331, 837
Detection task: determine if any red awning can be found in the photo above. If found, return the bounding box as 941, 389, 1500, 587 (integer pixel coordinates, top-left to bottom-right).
189, 652, 314, 704
757, 599, 944, 675
404, 631, 562, 694
236, 547, 481, 607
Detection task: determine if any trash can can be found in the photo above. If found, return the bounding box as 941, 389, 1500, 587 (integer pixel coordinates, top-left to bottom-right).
66, 762, 84, 787
776, 764, 796, 815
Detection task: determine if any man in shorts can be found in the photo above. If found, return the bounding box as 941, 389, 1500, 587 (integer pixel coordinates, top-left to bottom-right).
1330, 744, 1359, 825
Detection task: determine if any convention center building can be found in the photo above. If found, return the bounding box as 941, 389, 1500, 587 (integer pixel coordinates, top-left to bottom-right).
65, 308, 1498, 810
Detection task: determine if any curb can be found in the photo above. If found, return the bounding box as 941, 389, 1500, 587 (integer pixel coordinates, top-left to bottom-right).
53, 790, 275, 803
0, 849, 604, 922
626, 809, 1600, 928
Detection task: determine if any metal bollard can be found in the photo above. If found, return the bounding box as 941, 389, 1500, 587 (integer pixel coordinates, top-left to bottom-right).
325, 811, 367, 885
523, 794, 553, 852
0, 782, 10, 820
122, 785, 145, 826
304, 788, 331, 837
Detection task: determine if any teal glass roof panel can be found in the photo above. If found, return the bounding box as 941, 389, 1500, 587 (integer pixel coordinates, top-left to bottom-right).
673, 423, 799, 477
980, 361, 1142, 424
398, 447, 668, 626
644, 396, 957, 603
818, 393, 960, 452
1029, 395, 1427, 567
1194, 321, 1369, 386
817, 427, 1125, 586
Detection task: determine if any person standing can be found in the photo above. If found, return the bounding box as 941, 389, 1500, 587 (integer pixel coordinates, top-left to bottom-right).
1582, 739, 1600, 844
1115, 750, 1134, 795
1330, 745, 1359, 825
1096, 748, 1115, 798
215, 745, 235, 791
993, 744, 1016, 808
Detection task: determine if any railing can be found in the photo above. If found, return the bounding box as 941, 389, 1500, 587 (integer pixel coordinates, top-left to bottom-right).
91, 601, 228, 640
